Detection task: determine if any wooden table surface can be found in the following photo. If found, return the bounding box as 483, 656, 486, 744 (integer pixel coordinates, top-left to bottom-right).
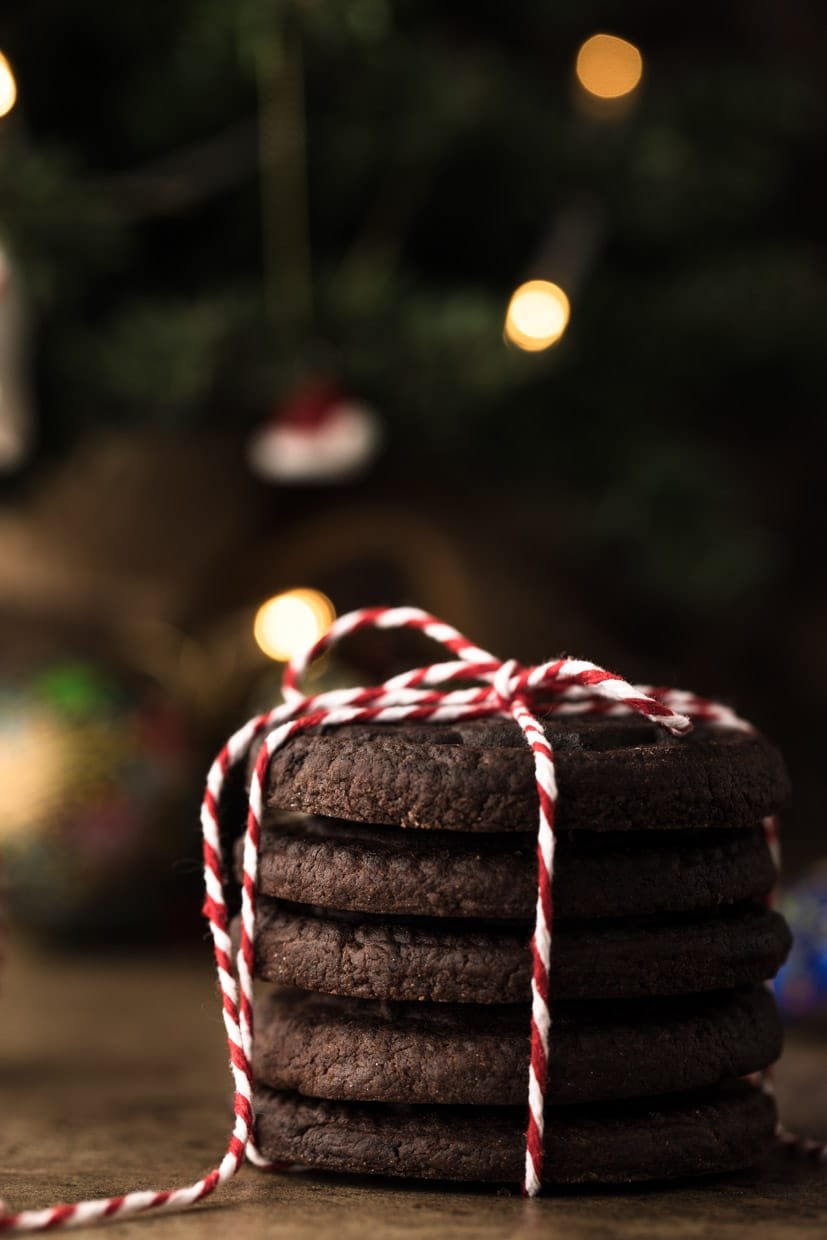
1, 938, 825, 1239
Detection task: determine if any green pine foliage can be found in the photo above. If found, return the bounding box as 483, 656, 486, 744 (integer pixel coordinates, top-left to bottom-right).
1, 1, 824, 608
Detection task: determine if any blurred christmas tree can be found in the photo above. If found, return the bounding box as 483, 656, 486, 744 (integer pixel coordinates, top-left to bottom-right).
2, 2, 827, 884
0, 0, 826, 616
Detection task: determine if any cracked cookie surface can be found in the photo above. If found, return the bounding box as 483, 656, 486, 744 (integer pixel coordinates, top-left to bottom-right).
246, 817, 777, 920
246, 900, 792, 1003
261, 716, 789, 832
252, 984, 782, 1105
253, 1080, 777, 1183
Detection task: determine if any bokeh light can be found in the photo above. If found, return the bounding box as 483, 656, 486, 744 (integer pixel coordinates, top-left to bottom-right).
253, 589, 336, 663
0, 52, 17, 118
504, 280, 570, 352
575, 34, 643, 100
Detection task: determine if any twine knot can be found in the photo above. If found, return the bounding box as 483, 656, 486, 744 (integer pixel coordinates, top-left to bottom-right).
492, 656, 523, 707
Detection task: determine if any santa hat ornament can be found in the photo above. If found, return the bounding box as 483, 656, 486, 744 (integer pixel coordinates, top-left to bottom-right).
247, 378, 382, 484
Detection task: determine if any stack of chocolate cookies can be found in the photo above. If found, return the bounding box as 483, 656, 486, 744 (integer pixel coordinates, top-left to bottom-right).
240, 715, 792, 1185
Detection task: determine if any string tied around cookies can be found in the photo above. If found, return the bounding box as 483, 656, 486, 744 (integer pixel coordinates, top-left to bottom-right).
0, 605, 819, 1232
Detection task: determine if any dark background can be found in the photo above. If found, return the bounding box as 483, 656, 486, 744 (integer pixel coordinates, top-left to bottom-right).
0, 1, 825, 941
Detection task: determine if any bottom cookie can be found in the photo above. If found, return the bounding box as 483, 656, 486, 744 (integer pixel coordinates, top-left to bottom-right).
254, 1081, 776, 1184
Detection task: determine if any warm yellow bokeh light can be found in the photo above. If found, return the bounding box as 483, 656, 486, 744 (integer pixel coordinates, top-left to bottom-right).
504, 280, 570, 352
254, 588, 336, 662
576, 34, 643, 100
0, 52, 17, 119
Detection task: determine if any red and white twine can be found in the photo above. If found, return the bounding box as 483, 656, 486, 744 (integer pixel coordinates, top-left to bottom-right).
0, 605, 822, 1231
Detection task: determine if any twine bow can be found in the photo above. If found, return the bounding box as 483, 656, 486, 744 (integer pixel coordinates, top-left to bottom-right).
0, 606, 811, 1232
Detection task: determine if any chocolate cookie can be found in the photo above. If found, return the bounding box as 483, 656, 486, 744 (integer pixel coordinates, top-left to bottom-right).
253, 1080, 776, 1183
248, 817, 776, 920
263, 716, 789, 832
252, 985, 781, 1106
248, 900, 792, 1003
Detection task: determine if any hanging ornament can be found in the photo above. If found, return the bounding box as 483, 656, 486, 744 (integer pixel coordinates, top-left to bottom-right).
247, 377, 382, 484
775, 862, 827, 1021
0, 238, 32, 472
0, 658, 195, 942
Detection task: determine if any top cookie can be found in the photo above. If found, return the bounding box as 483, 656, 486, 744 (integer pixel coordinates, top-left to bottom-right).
264, 715, 788, 832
